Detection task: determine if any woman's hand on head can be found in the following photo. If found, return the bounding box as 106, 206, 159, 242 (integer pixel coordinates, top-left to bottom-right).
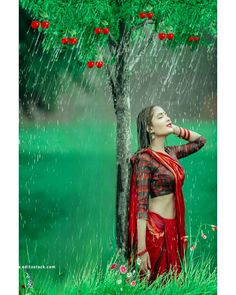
171, 124, 178, 134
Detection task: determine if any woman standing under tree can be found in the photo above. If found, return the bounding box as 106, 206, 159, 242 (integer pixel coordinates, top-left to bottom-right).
127, 105, 206, 285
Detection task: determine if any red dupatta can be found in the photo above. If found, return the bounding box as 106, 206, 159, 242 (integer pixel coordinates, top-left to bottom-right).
127, 147, 188, 268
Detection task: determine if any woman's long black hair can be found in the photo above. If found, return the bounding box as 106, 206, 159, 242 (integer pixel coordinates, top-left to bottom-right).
136, 105, 160, 150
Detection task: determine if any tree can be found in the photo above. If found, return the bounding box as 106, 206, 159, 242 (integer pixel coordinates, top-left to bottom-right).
19, 0, 217, 259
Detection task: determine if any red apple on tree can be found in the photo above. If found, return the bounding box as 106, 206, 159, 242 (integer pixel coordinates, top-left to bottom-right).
147, 12, 154, 19
94, 28, 102, 34
87, 61, 95, 68
167, 33, 174, 40
31, 20, 40, 29
96, 61, 103, 68
61, 37, 69, 44
139, 12, 146, 19
158, 33, 166, 40
103, 28, 110, 34
41, 21, 50, 29
69, 38, 77, 45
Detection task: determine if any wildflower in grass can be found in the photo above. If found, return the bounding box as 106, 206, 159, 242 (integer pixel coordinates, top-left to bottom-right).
132, 270, 136, 274
211, 225, 217, 231
126, 272, 132, 278
119, 265, 127, 274
110, 263, 117, 270
201, 233, 207, 239
190, 245, 196, 251
131, 280, 136, 286
136, 257, 141, 265
117, 279, 122, 284
181, 235, 189, 242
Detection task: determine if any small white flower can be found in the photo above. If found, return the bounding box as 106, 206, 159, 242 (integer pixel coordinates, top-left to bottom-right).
126, 272, 132, 278
132, 270, 136, 274
136, 257, 141, 265
117, 279, 122, 285
120, 288, 123, 291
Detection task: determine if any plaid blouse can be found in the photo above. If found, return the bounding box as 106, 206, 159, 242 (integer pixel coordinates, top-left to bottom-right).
135, 136, 206, 220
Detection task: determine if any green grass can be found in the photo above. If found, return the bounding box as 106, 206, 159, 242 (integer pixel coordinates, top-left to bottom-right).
19, 118, 217, 294
19, 245, 217, 294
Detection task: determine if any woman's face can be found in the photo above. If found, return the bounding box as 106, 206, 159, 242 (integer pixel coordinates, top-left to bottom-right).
148, 106, 173, 136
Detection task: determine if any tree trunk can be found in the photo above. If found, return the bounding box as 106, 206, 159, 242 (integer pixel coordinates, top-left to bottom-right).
115, 91, 131, 258
114, 20, 132, 259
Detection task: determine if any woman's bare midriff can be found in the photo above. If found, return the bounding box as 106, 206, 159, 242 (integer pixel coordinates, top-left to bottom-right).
148, 192, 176, 219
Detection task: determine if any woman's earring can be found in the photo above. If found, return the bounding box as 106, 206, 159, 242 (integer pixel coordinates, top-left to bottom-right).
150, 132, 155, 140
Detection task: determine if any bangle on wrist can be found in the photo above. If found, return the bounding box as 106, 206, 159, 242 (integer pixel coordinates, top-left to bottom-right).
178, 127, 191, 141
186, 129, 190, 140
137, 248, 148, 256
183, 128, 190, 140
178, 127, 182, 138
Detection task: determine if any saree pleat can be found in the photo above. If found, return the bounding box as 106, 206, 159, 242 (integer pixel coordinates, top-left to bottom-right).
140, 211, 181, 284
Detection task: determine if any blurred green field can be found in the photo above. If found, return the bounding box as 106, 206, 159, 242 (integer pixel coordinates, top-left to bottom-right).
19, 118, 216, 293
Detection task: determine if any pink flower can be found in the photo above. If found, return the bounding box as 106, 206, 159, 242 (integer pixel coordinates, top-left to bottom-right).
211, 225, 217, 231
201, 233, 207, 239
131, 280, 136, 286
119, 265, 127, 274
110, 263, 117, 270
190, 245, 196, 251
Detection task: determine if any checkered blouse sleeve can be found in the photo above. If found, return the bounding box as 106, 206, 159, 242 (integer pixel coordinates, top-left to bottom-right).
135, 153, 152, 220
169, 136, 206, 159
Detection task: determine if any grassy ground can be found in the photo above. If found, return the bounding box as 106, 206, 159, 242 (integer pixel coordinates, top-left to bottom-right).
19, 247, 217, 294
19, 118, 217, 294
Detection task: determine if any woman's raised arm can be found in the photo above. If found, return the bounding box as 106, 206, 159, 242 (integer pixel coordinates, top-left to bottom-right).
168, 125, 206, 159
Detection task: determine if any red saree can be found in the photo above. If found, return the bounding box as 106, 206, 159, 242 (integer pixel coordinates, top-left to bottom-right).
127, 147, 188, 283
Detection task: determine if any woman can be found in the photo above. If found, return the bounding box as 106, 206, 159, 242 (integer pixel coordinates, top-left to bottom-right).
127, 105, 206, 285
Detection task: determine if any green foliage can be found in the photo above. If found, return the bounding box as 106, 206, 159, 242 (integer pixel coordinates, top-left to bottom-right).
19, 7, 95, 116
20, 0, 216, 63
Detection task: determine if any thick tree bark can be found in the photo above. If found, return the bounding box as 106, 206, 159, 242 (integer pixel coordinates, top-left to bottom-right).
115, 99, 131, 258
113, 20, 132, 258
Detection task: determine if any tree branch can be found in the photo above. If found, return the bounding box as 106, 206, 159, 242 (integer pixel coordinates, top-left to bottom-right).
107, 34, 117, 57
128, 30, 155, 71
97, 45, 117, 104
107, 38, 114, 56
131, 19, 154, 31
108, 33, 118, 48
105, 63, 117, 103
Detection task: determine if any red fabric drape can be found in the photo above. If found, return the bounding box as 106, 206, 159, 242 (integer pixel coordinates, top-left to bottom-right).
127, 148, 188, 270
142, 211, 182, 284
